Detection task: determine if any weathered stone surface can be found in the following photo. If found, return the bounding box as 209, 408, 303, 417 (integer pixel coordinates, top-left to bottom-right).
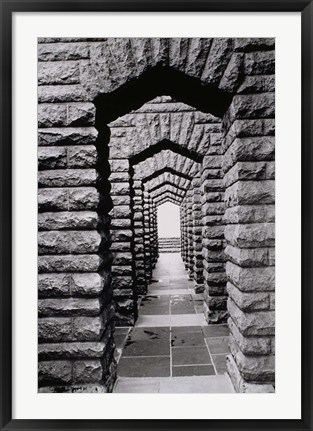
223, 137, 275, 173
38, 317, 72, 342
38, 104, 68, 128
228, 317, 272, 355
38, 147, 67, 170
227, 282, 270, 311
38, 254, 100, 273
244, 51, 275, 75
67, 145, 97, 167
237, 75, 275, 94
38, 361, 72, 386
67, 103, 95, 126
233, 38, 274, 52
38, 127, 97, 146
38, 188, 68, 211
224, 223, 275, 248
38, 340, 108, 359
38, 43, 90, 62
224, 162, 267, 187
68, 188, 99, 210
229, 337, 275, 381
38, 211, 98, 231
38, 61, 80, 85
38, 231, 101, 254
225, 181, 274, 207
39, 169, 97, 187
38, 85, 90, 103
73, 360, 102, 384
224, 205, 275, 224
227, 354, 275, 393
38, 297, 102, 317
226, 261, 275, 292
225, 244, 273, 267
228, 298, 275, 336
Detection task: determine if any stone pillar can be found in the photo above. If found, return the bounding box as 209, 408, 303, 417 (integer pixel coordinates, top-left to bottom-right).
143, 191, 153, 281
201, 152, 228, 324
150, 201, 158, 268
109, 159, 137, 326
38, 121, 116, 392
223, 63, 275, 392
185, 188, 194, 277
132, 180, 148, 295
191, 175, 204, 293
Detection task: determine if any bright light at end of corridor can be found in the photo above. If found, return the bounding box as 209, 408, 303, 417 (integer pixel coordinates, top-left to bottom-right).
157, 202, 181, 238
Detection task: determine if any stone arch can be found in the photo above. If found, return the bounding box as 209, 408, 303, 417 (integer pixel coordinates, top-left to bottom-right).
129, 139, 203, 165
148, 181, 187, 194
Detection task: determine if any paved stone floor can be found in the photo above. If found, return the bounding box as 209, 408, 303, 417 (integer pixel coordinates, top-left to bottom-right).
113, 253, 235, 393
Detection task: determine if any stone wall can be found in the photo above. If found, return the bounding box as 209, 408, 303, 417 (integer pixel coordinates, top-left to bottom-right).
38, 37, 275, 393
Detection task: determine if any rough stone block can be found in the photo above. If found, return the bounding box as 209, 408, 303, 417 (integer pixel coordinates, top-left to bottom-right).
38, 43, 90, 62
38, 231, 101, 255
228, 317, 271, 355
38, 211, 98, 231
38, 104, 67, 128
67, 103, 95, 126
227, 354, 275, 393
226, 261, 275, 292
229, 337, 275, 382
38, 61, 80, 85
67, 145, 97, 167
224, 162, 267, 187
38, 254, 99, 273
38, 360, 72, 386
227, 282, 270, 311
39, 169, 97, 187
244, 51, 275, 75
223, 137, 275, 172
38, 340, 108, 360
225, 244, 272, 267
73, 360, 102, 384
38, 297, 102, 317
228, 298, 275, 336
224, 223, 275, 248
224, 205, 275, 224
38, 85, 90, 103
225, 181, 274, 207
38, 127, 97, 146
68, 187, 99, 210
38, 317, 72, 342
38, 147, 67, 170
38, 188, 68, 211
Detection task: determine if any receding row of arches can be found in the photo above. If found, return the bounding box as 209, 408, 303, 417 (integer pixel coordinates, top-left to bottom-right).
37, 37, 275, 393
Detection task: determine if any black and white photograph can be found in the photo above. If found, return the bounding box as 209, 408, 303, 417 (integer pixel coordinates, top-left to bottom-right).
37, 37, 276, 394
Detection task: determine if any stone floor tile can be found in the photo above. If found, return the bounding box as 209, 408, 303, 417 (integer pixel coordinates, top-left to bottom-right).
114, 334, 129, 349
172, 365, 215, 377
171, 326, 202, 334
171, 331, 206, 347
201, 324, 230, 338
212, 354, 228, 374
172, 346, 212, 366
206, 336, 230, 354
118, 357, 170, 377
136, 313, 207, 327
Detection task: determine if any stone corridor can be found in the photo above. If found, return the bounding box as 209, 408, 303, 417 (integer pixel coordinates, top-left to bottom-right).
38, 37, 275, 393
113, 253, 234, 393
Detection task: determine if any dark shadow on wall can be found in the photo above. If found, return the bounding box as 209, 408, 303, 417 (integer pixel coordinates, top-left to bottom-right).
129, 139, 204, 165
94, 66, 233, 125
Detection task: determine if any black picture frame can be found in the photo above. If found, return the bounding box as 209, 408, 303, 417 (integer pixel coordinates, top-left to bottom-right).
0, 1, 312, 430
